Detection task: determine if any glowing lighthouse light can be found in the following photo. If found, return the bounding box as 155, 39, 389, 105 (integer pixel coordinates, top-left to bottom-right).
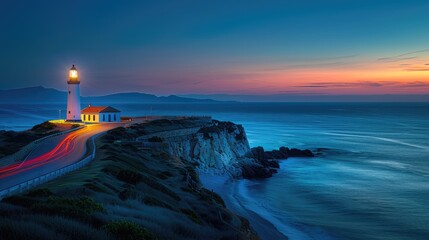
69, 65, 79, 80
66, 64, 82, 121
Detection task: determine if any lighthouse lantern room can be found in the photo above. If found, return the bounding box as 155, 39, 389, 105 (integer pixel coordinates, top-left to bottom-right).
66, 65, 82, 121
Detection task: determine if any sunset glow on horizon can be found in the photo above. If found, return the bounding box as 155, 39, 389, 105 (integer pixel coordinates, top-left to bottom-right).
1, 1, 429, 98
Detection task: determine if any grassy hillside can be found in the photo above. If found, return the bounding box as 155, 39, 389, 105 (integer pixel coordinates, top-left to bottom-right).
0, 121, 79, 158
0, 120, 259, 240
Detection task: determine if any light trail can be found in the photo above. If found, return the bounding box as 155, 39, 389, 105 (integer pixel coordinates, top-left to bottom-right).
0, 127, 91, 178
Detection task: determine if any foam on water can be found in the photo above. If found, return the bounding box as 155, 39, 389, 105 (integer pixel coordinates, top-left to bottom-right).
237, 178, 338, 240
323, 132, 429, 150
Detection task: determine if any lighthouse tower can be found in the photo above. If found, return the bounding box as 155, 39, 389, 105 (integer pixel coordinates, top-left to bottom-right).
66, 65, 82, 121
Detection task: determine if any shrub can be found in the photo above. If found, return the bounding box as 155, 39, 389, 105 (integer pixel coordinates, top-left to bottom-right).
180, 208, 202, 224
199, 188, 226, 207
140, 175, 181, 201
118, 188, 137, 201
180, 187, 193, 193
31, 121, 55, 132
2, 195, 35, 208
116, 169, 142, 185
84, 183, 109, 193
0, 214, 113, 240
103, 220, 157, 240
185, 166, 199, 182
31, 196, 104, 220
26, 188, 52, 197
211, 192, 226, 208
148, 136, 163, 142
142, 196, 173, 210
156, 171, 173, 180
0, 217, 59, 240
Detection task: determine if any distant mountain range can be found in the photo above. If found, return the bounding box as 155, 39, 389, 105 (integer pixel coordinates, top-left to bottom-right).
180, 93, 429, 102
0, 86, 217, 104
1, 86, 428, 104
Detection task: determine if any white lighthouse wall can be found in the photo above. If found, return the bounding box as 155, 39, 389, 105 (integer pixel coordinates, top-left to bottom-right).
66, 84, 81, 121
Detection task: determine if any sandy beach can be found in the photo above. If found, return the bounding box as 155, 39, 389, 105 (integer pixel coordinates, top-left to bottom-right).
199, 173, 288, 240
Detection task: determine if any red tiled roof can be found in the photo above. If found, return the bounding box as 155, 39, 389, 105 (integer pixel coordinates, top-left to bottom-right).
81, 106, 120, 114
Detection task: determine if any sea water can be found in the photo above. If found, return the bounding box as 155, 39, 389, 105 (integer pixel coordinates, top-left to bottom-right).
1, 102, 428, 239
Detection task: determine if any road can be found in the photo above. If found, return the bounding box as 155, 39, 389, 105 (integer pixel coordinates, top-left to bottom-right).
0, 123, 122, 191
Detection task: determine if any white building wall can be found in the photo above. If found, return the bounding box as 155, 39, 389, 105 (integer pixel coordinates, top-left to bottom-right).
100, 112, 121, 122
67, 84, 81, 121
81, 112, 121, 123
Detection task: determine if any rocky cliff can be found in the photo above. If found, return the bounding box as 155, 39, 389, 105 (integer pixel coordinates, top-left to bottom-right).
128, 117, 312, 179
162, 120, 255, 177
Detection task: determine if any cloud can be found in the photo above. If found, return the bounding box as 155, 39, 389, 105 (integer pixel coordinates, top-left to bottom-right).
296, 81, 398, 88
261, 61, 352, 71
277, 90, 328, 95
393, 49, 429, 57
404, 68, 429, 72
378, 49, 429, 62
258, 55, 358, 71
296, 81, 429, 90
377, 56, 416, 62
402, 82, 429, 88
297, 85, 329, 88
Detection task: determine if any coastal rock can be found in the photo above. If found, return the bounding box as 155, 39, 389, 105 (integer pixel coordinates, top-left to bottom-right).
163, 120, 256, 177
268, 160, 280, 168
251, 146, 265, 162
154, 119, 313, 179
253, 146, 315, 160
251, 146, 280, 169
279, 146, 289, 157
264, 149, 288, 159
241, 164, 273, 179
288, 148, 314, 157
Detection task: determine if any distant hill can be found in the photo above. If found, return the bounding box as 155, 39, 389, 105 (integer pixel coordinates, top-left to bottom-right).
0, 86, 217, 104
84, 92, 217, 104
0, 86, 66, 104
180, 93, 429, 102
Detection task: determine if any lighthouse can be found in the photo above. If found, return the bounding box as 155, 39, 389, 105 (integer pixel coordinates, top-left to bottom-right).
66, 65, 82, 121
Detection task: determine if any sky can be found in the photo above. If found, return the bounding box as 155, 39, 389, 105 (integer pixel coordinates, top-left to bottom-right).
1, 0, 429, 98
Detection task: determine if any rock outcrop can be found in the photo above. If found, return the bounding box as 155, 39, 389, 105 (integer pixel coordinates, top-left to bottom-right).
245, 146, 314, 179
136, 118, 314, 179
164, 120, 256, 177
260, 146, 314, 159
251, 147, 280, 168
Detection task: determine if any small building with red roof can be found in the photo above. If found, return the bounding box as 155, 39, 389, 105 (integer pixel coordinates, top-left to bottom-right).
81, 105, 121, 123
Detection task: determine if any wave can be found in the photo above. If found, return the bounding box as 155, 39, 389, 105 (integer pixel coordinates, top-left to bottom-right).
321, 132, 429, 151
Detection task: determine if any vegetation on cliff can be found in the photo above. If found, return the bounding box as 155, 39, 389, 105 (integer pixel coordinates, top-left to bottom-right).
0, 119, 259, 240
0, 121, 79, 158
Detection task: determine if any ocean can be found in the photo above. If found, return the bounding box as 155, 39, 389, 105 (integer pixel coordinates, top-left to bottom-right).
1, 102, 428, 240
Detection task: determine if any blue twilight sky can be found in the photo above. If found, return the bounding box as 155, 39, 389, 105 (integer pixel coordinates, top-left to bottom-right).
0, 0, 429, 96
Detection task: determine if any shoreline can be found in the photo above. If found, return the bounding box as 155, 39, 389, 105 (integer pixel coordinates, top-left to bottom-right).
199, 173, 288, 240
